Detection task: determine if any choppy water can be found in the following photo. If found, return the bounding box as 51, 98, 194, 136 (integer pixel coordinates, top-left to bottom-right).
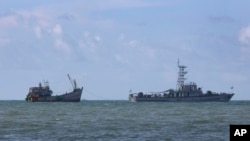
0, 100, 249, 141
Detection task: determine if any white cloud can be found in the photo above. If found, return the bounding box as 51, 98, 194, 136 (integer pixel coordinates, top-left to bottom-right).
54, 38, 71, 54
128, 40, 138, 47
18, 10, 51, 27
94, 35, 101, 42
0, 14, 18, 28
238, 25, 250, 61
52, 24, 72, 54
53, 24, 63, 37
239, 25, 250, 45
78, 31, 102, 54
0, 10, 52, 29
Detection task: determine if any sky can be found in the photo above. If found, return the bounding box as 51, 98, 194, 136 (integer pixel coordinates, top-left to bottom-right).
0, 0, 250, 100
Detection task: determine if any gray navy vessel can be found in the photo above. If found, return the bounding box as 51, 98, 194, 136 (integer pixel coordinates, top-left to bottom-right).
129, 60, 234, 102
25, 74, 83, 102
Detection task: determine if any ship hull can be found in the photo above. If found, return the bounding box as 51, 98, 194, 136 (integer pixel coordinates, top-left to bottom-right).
129, 94, 234, 102
26, 88, 83, 102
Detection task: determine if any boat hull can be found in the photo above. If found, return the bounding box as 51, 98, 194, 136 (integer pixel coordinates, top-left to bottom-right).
129, 94, 234, 102
26, 88, 83, 102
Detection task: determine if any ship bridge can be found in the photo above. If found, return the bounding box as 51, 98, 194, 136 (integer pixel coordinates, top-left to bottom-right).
176, 60, 203, 96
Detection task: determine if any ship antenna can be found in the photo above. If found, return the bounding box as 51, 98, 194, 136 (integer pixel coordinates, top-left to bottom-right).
176, 59, 187, 90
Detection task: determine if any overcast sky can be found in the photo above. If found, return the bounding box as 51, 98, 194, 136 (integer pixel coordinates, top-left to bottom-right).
0, 0, 250, 100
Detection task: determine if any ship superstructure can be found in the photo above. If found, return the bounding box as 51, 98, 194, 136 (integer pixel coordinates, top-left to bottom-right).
129, 60, 234, 102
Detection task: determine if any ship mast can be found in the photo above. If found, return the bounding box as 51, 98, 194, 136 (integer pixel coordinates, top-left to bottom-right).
67, 74, 77, 90
177, 59, 187, 90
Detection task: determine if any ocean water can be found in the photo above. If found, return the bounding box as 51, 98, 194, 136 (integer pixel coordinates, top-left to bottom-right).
0, 100, 249, 141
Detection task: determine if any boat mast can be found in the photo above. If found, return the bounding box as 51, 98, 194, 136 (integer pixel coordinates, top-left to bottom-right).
67, 74, 77, 90
177, 59, 187, 90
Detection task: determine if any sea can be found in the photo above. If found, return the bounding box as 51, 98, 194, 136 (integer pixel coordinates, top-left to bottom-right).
0, 100, 249, 141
